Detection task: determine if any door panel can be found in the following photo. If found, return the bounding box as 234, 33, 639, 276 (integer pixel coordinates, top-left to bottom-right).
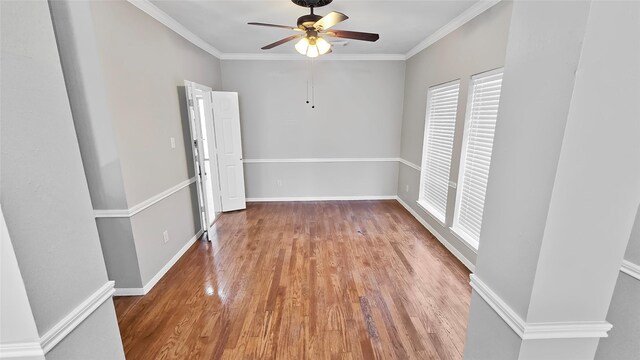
211, 92, 246, 211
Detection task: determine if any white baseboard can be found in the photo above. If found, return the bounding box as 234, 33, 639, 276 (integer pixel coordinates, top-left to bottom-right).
246, 195, 397, 202
112, 287, 145, 297
394, 196, 475, 272
621, 260, 640, 281
0, 342, 45, 360
40, 281, 115, 354
114, 229, 203, 297
470, 274, 612, 340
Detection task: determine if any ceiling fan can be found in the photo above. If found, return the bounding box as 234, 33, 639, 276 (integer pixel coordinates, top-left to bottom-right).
248, 0, 380, 58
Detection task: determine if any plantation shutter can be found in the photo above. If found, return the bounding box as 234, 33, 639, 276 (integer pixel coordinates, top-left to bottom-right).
453, 69, 503, 246
419, 80, 460, 223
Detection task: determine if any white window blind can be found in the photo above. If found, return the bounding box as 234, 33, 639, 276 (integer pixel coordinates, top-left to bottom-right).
418, 80, 460, 223
453, 69, 503, 248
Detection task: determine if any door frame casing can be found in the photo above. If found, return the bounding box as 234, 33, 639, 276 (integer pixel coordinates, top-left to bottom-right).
184, 80, 222, 239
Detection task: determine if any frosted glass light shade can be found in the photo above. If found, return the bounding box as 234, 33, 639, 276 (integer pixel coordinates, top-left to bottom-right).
295, 36, 331, 58
316, 37, 331, 55
295, 37, 309, 55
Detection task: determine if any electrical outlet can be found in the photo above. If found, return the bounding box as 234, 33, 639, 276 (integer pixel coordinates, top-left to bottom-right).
163, 230, 169, 244
276, 179, 283, 187
170, 137, 176, 149
405, 184, 409, 193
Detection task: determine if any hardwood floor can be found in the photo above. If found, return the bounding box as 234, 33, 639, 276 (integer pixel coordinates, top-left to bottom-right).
114, 200, 472, 360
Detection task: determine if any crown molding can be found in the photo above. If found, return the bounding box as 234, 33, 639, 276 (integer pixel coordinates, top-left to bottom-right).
621, 260, 640, 281
470, 275, 612, 340
126, 0, 222, 58
219, 53, 406, 61
128, 0, 502, 62
405, 0, 502, 59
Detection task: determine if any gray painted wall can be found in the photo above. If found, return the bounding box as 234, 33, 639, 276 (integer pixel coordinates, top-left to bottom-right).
89, 0, 222, 206
51, 0, 222, 289
466, 0, 640, 358
131, 185, 201, 285
89, 0, 221, 287
472, 0, 590, 320
0, 209, 43, 359
464, 1, 591, 357
0, 0, 124, 357
595, 274, 640, 360
221, 59, 405, 199
396, 1, 513, 267
596, 207, 640, 360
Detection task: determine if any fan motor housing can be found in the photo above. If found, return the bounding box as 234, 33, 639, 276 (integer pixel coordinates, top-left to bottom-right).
297, 14, 322, 29
291, 0, 333, 8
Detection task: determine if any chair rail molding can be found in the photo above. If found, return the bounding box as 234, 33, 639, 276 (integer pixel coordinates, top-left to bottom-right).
242, 157, 400, 164
398, 158, 421, 171
470, 275, 612, 340
0, 342, 45, 359
93, 177, 196, 218
621, 260, 640, 281
40, 281, 115, 354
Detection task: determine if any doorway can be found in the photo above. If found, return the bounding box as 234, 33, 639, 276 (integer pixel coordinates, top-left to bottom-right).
184, 81, 246, 240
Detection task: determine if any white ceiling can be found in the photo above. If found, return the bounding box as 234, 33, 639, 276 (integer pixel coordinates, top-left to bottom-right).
149, 0, 479, 55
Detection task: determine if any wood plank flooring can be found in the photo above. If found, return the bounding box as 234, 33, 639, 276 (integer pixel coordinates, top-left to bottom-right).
114, 200, 472, 360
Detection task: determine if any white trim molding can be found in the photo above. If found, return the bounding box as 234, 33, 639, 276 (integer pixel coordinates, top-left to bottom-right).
395, 196, 475, 272
128, 0, 500, 62
114, 229, 203, 296
244, 157, 419, 167
220, 53, 405, 61
243, 157, 400, 164
621, 260, 640, 281
470, 275, 613, 340
247, 195, 397, 202
94, 177, 196, 218
398, 158, 421, 171
405, 0, 502, 59
40, 281, 115, 354
0, 342, 45, 360
126, 0, 222, 57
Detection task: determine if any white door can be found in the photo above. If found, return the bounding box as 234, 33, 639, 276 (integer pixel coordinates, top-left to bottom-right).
211, 92, 246, 211
185, 81, 221, 237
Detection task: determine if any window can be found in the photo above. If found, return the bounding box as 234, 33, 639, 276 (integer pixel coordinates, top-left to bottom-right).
453, 69, 504, 248
418, 80, 461, 223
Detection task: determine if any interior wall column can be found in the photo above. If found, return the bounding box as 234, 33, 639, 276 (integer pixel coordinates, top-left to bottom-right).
464, 0, 640, 359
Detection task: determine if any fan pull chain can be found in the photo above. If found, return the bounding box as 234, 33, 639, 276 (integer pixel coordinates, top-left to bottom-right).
310, 59, 315, 109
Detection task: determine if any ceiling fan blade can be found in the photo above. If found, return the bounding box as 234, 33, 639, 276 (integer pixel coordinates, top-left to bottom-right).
248, 22, 302, 31
261, 34, 304, 50
313, 11, 348, 30
324, 29, 379, 42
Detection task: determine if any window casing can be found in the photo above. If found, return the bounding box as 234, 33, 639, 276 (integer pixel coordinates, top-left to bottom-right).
418, 80, 461, 223
452, 69, 504, 248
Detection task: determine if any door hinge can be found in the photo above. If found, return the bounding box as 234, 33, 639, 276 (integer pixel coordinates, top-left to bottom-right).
188, 99, 194, 107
